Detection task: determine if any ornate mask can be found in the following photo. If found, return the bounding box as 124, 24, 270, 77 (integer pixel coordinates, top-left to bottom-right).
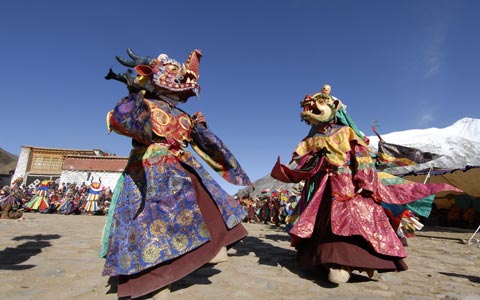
300, 93, 339, 126
106, 49, 202, 103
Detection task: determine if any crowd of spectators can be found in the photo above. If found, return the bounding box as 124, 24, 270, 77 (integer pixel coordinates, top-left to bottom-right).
238, 188, 300, 228
1, 176, 303, 225
0, 178, 113, 219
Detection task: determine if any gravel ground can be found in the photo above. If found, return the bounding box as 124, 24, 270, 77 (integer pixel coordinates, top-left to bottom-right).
0, 213, 479, 300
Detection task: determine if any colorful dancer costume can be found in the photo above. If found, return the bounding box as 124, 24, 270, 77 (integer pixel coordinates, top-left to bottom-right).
83, 178, 102, 213
271, 91, 461, 284
57, 194, 76, 215
100, 49, 251, 299
24, 180, 51, 212
0, 188, 24, 219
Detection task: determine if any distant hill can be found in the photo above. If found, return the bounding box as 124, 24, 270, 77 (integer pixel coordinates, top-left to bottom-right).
0, 148, 18, 175
237, 117, 480, 198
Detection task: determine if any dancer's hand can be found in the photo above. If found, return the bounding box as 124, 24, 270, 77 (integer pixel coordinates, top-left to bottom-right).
192, 112, 207, 128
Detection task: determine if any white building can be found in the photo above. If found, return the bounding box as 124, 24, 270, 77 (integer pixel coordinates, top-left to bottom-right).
12, 146, 128, 190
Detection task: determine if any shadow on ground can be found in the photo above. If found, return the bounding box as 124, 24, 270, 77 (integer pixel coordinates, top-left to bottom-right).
439, 271, 480, 284
234, 225, 376, 288
0, 234, 61, 270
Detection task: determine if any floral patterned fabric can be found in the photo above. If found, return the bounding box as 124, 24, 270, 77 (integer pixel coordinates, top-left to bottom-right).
271, 124, 461, 258
101, 92, 250, 276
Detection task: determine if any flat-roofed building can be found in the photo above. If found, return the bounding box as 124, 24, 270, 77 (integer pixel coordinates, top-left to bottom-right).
12, 146, 127, 190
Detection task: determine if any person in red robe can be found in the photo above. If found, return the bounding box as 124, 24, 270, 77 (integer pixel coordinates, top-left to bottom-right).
271, 91, 461, 284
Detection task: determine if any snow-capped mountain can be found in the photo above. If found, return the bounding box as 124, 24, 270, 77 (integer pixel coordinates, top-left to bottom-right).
237, 117, 480, 198
368, 117, 480, 174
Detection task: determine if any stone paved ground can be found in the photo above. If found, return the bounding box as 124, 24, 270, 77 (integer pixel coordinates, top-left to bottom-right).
0, 214, 479, 300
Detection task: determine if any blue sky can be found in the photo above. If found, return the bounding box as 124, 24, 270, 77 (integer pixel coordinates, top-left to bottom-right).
1, 0, 479, 194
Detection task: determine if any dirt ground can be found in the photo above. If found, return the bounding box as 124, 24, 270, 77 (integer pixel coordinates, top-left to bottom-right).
0, 213, 479, 300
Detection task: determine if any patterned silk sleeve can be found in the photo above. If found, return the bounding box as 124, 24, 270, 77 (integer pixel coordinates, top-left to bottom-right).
350, 129, 379, 196
190, 123, 251, 186
107, 92, 153, 145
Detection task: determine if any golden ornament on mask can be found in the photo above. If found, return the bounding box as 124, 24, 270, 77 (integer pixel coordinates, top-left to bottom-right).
166, 64, 179, 72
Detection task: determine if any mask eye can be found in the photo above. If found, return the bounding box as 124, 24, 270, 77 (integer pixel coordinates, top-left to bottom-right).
166, 64, 179, 72
312, 96, 324, 105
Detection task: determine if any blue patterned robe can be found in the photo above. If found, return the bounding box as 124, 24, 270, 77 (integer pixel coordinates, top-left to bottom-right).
100, 92, 251, 276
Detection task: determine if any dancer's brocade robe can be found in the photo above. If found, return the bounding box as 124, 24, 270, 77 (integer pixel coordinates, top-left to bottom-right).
101, 92, 250, 276
272, 124, 460, 258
